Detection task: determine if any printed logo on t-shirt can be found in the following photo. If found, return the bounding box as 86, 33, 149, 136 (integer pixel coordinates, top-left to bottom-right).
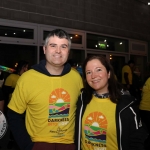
48, 88, 70, 126
84, 112, 107, 150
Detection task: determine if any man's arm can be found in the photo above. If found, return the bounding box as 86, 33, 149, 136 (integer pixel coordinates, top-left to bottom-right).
7, 109, 34, 150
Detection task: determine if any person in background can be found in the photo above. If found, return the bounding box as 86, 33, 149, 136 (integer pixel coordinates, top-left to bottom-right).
75, 55, 147, 150
121, 60, 134, 95
132, 66, 143, 105
139, 77, 150, 150
3, 60, 29, 149
7, 29, 83, 150
3, 60, 29, 113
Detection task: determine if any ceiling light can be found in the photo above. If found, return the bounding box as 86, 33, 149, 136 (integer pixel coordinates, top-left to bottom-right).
148, 2, 150, 5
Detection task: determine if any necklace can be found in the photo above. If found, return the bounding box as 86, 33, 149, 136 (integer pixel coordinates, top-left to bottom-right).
93, 91, 109, 99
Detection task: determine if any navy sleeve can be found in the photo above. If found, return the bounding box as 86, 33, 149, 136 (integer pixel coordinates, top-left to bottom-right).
7, 108, 34, 150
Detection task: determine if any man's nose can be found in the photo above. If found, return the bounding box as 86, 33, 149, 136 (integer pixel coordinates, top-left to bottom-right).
55, 46, 61, 53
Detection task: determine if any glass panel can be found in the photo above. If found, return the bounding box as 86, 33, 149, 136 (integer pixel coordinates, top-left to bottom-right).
0, 43, 37, 78
0, 25, 34, 39
43, 31, 82, 44
40, 46, 45, 61
87, 33, 128, 52
69, 49, 85, 64
87, 53, 106, 58
69, 34, 82, 44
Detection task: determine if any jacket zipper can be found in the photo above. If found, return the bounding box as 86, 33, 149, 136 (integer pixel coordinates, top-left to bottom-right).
78, 91, 83, 150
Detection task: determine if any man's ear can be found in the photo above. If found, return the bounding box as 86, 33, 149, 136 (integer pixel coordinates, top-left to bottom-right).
43, 46, 46, 54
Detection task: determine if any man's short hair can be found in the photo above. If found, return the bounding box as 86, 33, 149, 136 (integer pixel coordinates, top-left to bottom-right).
128, 60, 134, 65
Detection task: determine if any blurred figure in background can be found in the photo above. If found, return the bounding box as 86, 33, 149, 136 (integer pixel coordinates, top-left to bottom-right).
139, 77, 150, 150
122, 60, 134, 95
3, 60, 29, 149
3, 60, 29, 113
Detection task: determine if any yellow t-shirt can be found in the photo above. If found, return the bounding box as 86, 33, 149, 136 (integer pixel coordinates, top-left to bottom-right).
81, 96, 117, 150
139, 78, 150, 111
4, 73, 20, 100
4, 74, 20, 88
8, 68, 83, 143
122, 65, 132, 84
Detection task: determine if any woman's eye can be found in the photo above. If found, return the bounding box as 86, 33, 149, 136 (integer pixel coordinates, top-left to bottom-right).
86, 71, 91, 75
97, 68, 101, 72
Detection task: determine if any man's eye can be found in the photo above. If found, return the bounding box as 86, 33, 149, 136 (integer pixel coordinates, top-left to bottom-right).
51, 45, 56, 47
61, 45, 67, 49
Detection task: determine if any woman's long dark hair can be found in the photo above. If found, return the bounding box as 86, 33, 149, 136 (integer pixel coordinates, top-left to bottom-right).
82, 55, 123, 104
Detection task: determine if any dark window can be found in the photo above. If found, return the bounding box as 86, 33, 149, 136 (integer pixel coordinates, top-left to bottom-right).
87, 33, 128, 52
0, 25, 34, 39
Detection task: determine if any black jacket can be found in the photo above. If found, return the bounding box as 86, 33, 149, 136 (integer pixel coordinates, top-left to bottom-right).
75, 89, 147, 150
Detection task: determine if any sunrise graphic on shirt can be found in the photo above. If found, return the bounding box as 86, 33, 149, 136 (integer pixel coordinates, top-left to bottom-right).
49, 88, 70, 118
84, 112, 107, 143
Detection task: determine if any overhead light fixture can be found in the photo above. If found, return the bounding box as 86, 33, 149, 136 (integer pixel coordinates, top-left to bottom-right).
148, 2, 150, 5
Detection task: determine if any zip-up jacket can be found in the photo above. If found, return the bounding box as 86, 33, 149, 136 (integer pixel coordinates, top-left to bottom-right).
75, 88, 147, 150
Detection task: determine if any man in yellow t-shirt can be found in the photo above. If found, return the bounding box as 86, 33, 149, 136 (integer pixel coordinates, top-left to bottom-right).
7, 29, 83, 150
122, 60, 134, 95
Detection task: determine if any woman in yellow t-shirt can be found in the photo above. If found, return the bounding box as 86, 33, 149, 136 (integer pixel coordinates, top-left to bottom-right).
75, 55, 147, 150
